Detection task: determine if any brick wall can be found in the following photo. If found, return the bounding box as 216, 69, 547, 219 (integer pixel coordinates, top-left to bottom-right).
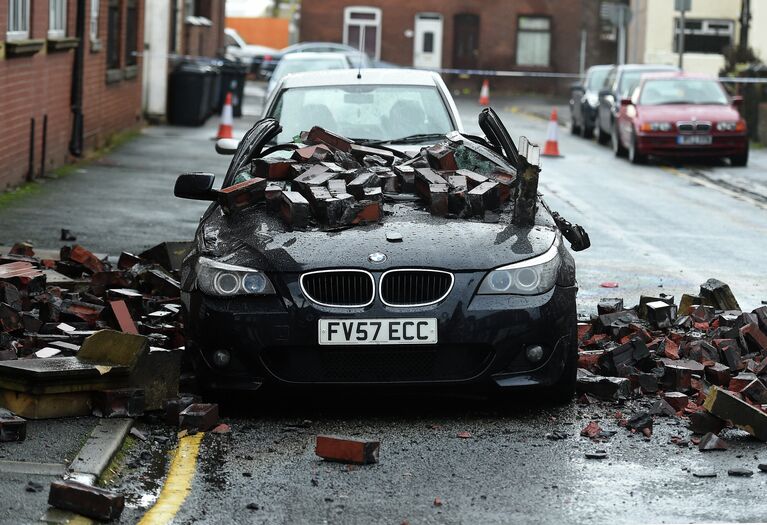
0, 0, 144, 190
300, 0, 616, 94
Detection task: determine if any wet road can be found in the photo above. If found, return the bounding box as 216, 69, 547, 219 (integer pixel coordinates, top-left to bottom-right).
114, 395, 767, 524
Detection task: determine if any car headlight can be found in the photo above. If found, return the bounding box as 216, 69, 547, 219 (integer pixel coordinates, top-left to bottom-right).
716, 121, 739, 131
639, 122, 673, 132
196, 257, 275, 297
478, 239, 561, 295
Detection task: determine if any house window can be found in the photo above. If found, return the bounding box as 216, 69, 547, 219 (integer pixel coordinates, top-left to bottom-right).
49, 0, 67, 38
516, 16, 551, 67
106, 0, 121, 69
673, 18, 734, 54
7, 0, 30, 41
343, 6, 381, 60
125, 0, 137, 65
90, 0, 100, 41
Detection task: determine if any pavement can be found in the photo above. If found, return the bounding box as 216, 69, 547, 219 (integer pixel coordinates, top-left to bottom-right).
1, 82, 767, 523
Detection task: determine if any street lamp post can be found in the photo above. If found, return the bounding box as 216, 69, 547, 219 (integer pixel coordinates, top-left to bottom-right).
675, 0, 691, 69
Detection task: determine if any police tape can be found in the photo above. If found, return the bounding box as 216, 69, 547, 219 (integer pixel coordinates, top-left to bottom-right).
426, 66, 767, 84
135, 52, 767, 85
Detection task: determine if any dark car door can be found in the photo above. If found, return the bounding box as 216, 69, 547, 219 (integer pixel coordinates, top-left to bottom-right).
597, 67, 617, 133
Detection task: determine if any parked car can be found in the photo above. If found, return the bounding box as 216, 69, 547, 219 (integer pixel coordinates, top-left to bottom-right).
595, 64, 679, 146
569, 65, 612, 138
259, 41, 364, 80
266, 52, 366, 97
262, 68, 462, 147
224, 28, 278, 74
173, 109, 584, 402
612, 72, 748, 165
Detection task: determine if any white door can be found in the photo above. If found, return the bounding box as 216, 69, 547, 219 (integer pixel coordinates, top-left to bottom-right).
413, 13, 443, 69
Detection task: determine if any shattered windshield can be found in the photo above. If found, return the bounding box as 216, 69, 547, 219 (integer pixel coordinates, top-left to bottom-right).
268, 85, 454, 144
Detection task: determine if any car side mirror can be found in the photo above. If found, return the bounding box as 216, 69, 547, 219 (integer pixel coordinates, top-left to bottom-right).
731, 95, 743, 107
174, 172, 216, 200
215, 138, 239, 155
620, 98, 632, 107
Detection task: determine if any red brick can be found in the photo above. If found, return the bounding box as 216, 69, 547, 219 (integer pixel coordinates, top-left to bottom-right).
315, 435, 380, 465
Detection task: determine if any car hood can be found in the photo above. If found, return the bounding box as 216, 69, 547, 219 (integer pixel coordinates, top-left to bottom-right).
636, 104, 739, 122
197, 203, 559, 273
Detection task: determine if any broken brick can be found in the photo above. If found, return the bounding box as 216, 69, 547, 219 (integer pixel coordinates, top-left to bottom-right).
704, 386, 767, 441
698, 431, 727, 451
253, 157, 295, 180
346, 172, 380, 200
92, 389, 145, 418
425, 143, 458, 170
164, 394, 201, 426
700, 278, 740, 311
742, 378, 767, 404
292, 144, 332, 163
597, 298, 624, 316
306, 126, 354, 152
467, 181, 501, 216
393, 165, 416, 192
705, 362, 732, 386
280, 191, 312, 228
729, 372, 757, 392
740, 323, 767, 354
0, 411, 26, 442
645, 300, 677, 329
576, 370, 631, 400
580, 421, 602, 438
315, 435, 380, 465
217, 177, 267, 214
688, 410, 726, 435
62, 245, 106, 274
48, 480, 124, 521
663, 392, 689, 411
456, 169, 488, 190
106, 300, 138, 335
179, 403, 219, 432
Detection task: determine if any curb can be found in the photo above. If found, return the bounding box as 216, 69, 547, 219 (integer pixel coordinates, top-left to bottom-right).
66, 418, 134, 485
39, 418, 134, 524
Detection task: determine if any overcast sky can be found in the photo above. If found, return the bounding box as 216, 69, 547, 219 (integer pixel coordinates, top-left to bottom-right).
226, 0, 272, 17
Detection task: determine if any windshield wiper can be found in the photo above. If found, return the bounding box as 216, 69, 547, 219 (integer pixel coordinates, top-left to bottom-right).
360, 133, 447, 146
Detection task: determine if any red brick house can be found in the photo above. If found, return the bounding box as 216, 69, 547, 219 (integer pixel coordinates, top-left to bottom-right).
0, 0, 145, 190
300, 0, 618, 92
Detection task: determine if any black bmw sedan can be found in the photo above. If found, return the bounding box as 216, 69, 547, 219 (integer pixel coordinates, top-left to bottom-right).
174, 110, 587, 403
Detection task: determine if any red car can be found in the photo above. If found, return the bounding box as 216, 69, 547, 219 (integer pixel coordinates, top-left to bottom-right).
612, 73, 748, 166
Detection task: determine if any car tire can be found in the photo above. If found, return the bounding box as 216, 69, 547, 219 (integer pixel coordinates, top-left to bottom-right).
731, 144, 749, 167
571, 116, 581, 136
628, 132, 647, 164
612, 125, 627, 157
580, 124, 594, 139
595, 124, 610, 145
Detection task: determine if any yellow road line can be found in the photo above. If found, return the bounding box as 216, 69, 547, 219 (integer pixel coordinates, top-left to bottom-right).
138, 433, 204, 525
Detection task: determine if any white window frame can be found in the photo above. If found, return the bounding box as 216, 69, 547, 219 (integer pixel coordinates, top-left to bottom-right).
516, 15, 551, 67
673, 18, 734, 54
342, 5, 382, 61
49, 0, 67, 39
7, 0, 31, 41
90, 0, 100, 41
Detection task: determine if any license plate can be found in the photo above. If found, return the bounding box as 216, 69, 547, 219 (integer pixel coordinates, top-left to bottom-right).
318, 318, 438, 345
677, 135, 712, 145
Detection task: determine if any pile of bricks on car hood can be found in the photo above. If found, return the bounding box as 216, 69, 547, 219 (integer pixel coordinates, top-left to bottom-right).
220, 126, 521, 229
577, 278, 767, 444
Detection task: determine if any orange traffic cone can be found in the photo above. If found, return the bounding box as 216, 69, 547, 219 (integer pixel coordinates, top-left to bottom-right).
216, 92, 234, 139
478, 79, 490, 106
541, 108, 562, 157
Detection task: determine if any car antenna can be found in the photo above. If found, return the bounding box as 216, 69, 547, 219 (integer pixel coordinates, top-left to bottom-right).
357, 42, 363, 79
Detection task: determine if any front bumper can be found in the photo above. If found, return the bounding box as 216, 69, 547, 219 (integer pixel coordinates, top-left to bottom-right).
184, 273, 577, 393
636, 133, 748, 158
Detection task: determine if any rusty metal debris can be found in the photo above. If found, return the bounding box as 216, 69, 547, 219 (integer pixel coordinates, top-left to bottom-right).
578, 279, 767, 445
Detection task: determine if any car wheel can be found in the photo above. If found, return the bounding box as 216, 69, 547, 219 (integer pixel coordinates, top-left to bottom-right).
628, 132, 647, 164
731, 143, 749, 167
595, 124, 610, 145
580, 124, 594, 139
571, 116, 581, 136
612, 125, 627, 157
